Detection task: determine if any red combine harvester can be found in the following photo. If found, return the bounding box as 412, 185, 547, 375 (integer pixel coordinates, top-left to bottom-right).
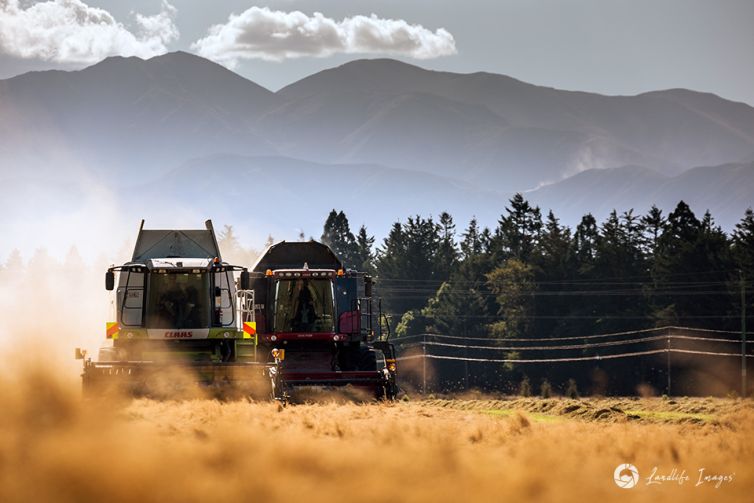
248, 241, 397, 400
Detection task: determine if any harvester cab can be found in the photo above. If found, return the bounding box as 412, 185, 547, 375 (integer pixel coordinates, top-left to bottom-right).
247, 241, 398, 400
76, 220, 282, 400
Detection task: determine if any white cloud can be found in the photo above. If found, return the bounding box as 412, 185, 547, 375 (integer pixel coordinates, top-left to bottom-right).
191, 7, 457, 66
0, 0, 179, 64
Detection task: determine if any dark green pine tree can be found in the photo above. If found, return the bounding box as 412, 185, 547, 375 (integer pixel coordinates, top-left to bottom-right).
457, 218, 497, 326
594, 210, 647, 281
651, 202, 733, 328
458, 218, 495, 285
493, 193, 543, 262
533, 210, 574, 337
732, 208, 754, 331
375, 221, 411, 317
460, 218, 483, 259
590, 210, 648, 333
651, 201, 702, 326
621, 209, 645, 257
573, 213, 599, 275
436, 212, 459, 281
732, 208, 754, 276
480, 227, 493, 254
375, 223, 405, 280
641, 205, 666, 258
404, 215, 442, 283
354, 225, 375, 273
700, 211, 737, 330
407, 217, 494, 339
487, 194, 543, 340
321, 209, 358, 268
537, 210, 572, 279
565, 213, 601, 335
375, 216, 442, 315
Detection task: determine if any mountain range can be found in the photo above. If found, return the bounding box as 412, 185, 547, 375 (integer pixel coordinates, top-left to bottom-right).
1, 51, 753, 255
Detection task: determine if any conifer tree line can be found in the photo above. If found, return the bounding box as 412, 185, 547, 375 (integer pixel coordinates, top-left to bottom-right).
320, 196, 754, 341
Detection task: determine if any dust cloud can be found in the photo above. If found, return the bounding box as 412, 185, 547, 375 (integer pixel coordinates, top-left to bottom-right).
0, 251, 112, 382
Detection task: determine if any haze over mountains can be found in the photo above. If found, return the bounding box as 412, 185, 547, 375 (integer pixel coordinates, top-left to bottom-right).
526, 162, 754, 229
1, 51, 753, 257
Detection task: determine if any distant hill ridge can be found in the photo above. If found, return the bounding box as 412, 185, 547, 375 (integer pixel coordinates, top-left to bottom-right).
0, 51, 752, 242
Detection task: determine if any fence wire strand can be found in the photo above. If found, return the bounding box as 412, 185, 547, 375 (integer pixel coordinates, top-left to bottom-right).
393, 326, 751, 364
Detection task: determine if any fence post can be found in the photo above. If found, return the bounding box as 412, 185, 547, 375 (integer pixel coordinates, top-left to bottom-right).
422, 333, 427, 395
666, 333, 672, 396
742, 271, 747, 398
463, 325, 469, 390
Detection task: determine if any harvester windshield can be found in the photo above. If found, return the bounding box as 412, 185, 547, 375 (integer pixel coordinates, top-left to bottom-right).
274, 279, 335, 333
146, 272, 210, 329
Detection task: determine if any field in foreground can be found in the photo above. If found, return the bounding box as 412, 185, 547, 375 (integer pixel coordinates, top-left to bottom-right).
0, 372, 752, 503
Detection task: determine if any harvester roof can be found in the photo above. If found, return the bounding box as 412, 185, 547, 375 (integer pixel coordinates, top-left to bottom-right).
251, 241, 343, 272
132, 220, 221, 262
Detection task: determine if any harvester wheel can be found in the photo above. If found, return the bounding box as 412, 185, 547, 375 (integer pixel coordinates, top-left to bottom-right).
374, 377, 398, 401
386, 382, 398, 400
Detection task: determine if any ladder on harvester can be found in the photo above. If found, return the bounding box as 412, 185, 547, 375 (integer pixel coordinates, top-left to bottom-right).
237, 289, 257, 359
237, 289, 256, 324
237, 288, 287, 404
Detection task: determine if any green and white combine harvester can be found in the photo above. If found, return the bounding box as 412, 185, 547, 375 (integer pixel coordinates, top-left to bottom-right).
76, 220, 397, 402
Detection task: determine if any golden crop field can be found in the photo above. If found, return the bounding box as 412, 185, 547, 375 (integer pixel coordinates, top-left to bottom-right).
1, 366, 752, 503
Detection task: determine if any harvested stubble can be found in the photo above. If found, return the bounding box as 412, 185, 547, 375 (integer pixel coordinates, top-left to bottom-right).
0, 370, 752, 503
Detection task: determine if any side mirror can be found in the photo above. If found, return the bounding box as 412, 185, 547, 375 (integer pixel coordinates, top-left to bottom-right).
105, 270, 115, 291
364, 276, 373, 298
240, 270, 250, 290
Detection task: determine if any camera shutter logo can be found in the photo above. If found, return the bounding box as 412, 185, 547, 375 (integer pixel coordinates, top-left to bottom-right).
614, 463, 639, 489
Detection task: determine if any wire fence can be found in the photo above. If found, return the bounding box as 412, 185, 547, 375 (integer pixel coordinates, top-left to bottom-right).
395, 327, 751, 359
392, 326, 752, 395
